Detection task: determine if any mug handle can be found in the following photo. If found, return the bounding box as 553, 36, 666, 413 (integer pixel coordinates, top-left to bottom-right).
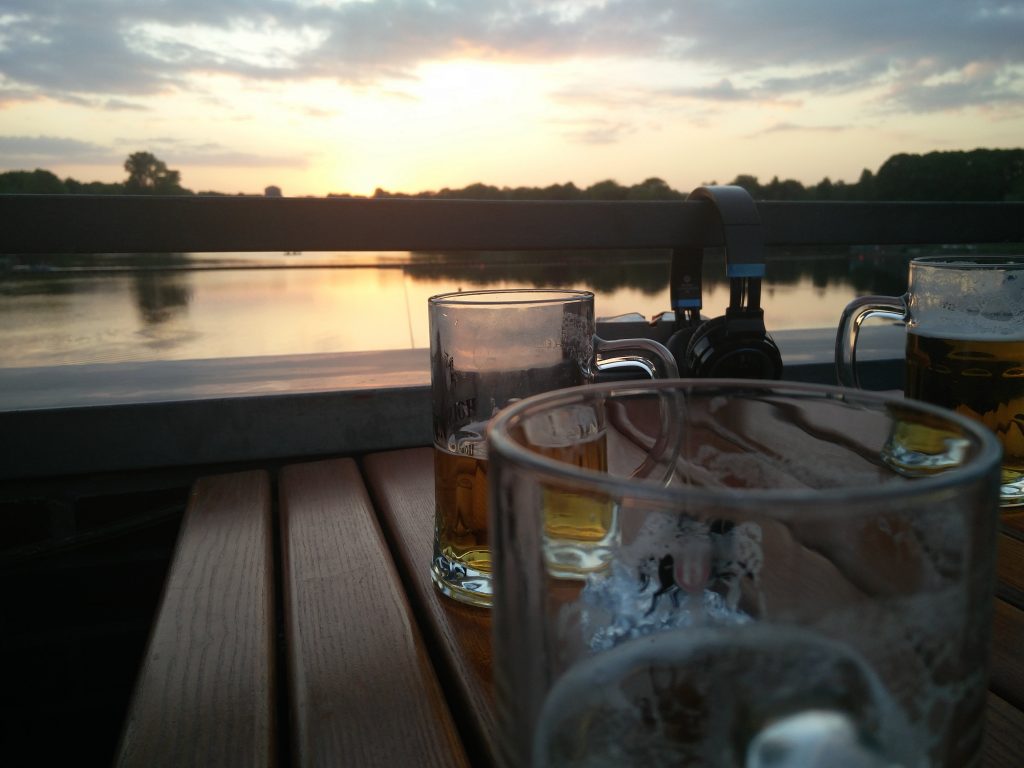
835, 295, 906, 389
592, 336, 681, 486
592, 335, 680, 379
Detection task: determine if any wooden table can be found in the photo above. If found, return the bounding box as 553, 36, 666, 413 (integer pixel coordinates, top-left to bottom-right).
115, 447, 1024, 767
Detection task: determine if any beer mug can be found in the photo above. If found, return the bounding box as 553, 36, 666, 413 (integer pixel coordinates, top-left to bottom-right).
429, 288, 678, 608
488, 380, 1002, 767
837, 255, 1024, 508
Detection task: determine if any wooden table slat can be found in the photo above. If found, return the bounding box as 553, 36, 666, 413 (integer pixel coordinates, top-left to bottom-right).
997, 532, 1024, 601
362, 448, 498, 767
116, 470, 276, 768
984, 692, 1024, 767
1002, 510, 1024, 540
990, 598, 1024, 712
364, 446, 1024, 768
279, 458, 468, 767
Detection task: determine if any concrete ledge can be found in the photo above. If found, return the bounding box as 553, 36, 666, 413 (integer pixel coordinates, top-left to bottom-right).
0, 348, 430, 411
0, 386, 431, 480
0, 326, 903, 480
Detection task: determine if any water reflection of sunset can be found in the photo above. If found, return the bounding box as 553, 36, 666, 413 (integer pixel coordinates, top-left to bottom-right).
0, 251, 908, 367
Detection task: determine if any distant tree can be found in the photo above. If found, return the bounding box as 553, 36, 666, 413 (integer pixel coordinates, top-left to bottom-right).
761, 176, 808, 200
585, 179, 629, 200
64, 178, 124, 194
452, 182, 504, 200
829, 179, 852, 200
541, 182, 583, 200
727, 174, 762, 197
854, 168, 876, 200
875, 148, 1024, 200
123, 151, 188, 194
874, 153, 930, 199
506, 185, 541, 200
627, 177, 684, 200
0, 169, 67, 193
814, 177, 834, 200
999, 151, 1024, 200
134, 146, 1024, 201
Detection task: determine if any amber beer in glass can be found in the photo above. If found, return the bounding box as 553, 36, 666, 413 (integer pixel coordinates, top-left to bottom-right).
838, 256, 1024, 507
433, 403, 612, 594
906, 333, 1024, 482
433, 447, 491, 584
429, 289, 677, 607
523, 403, 615, 572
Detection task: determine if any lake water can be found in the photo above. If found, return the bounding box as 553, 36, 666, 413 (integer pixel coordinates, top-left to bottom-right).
0, 249, 913, 368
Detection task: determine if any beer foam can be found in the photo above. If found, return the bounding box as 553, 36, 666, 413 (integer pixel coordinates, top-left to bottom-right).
910, 267, 1024, 339
522, 404, 601, 448
909, 319, 1024, 341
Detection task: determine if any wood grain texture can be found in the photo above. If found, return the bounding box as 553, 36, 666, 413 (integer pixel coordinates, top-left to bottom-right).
984, 693, 1024, 767
279, 458, 468, 768
1000, 511, 1024, 607
1002, 509, 1024, 540
363, 447, 1024, 768
116, 470, 275, 768
997, 532, 1024, 604
990, 599, 1024, 712
362, 447, 498, 767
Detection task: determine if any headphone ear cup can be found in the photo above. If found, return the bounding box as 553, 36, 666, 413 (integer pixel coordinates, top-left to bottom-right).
683, 315, 725, 377
685, 315, 783, 379
665, 326, 696, 376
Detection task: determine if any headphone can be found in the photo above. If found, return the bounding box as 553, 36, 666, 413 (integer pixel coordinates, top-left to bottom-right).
666, 185, 783, 379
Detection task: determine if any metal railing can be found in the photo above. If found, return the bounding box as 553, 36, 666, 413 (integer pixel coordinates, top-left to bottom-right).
2, 194, 1023, 480
2, 194, 1023, 254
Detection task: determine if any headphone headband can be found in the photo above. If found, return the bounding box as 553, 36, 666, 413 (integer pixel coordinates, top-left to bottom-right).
667, 185, 783, 379
687, 185, 766, 279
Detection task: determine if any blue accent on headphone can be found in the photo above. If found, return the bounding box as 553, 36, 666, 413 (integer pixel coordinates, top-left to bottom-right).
672, 298, 703, 309
726, 263, 766, 279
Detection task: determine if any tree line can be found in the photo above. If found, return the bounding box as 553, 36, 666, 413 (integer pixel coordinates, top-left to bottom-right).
2, 148, 1022, 201
0, 152, 192, 196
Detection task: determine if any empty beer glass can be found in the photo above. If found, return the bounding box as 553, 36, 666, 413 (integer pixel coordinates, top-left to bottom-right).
429, 288, 678, 607
837, 255, 1024, 508
489, 380, 1001, 767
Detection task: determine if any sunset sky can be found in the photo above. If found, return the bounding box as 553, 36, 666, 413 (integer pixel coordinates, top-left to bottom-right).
1, 0, 1022, 197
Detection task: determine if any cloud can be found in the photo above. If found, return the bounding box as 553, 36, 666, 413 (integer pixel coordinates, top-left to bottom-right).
656, 78, 798, 108
554, 117, 636, 145
753, 122, 849, 137
755, 62, 892, 99
0, 83, 39, 107
664, 78, 752, 103
171, 148, 311, 168
102, 98, 149, 111
886, 60, 1024, 112
0, 11, 170, 95
0, 133, 308, 171
115, 137, 312, 168
0, 135, 118, 165
0, 0, 1021, 116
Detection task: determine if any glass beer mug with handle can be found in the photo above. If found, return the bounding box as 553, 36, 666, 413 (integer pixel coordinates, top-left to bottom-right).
837, 255, 1024, 508
429, 288, 679, 608
489, 380, 1002, 767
